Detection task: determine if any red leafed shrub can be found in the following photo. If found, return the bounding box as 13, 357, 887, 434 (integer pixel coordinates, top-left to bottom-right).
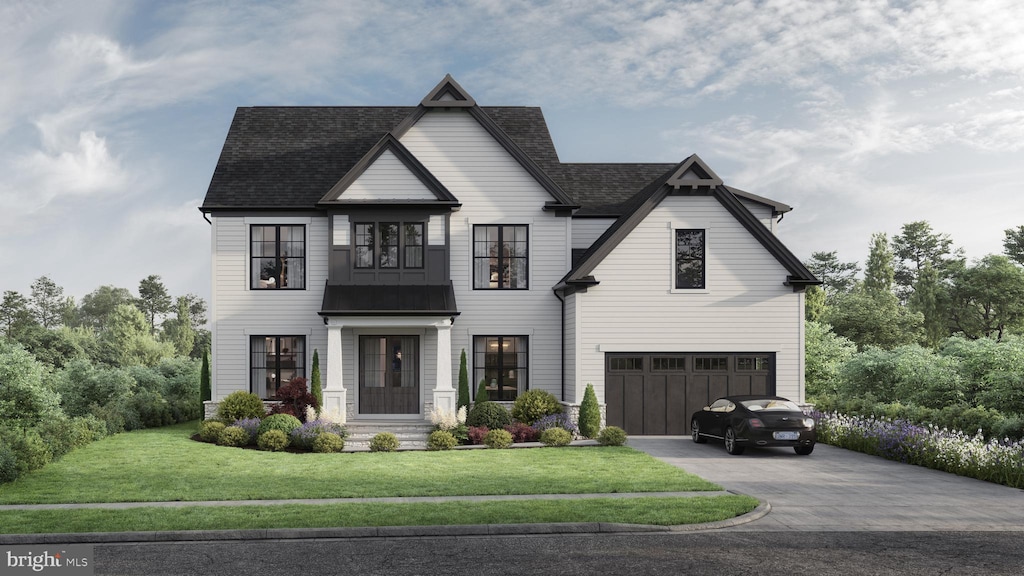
468, 426, 490, 445
269, 377, 318, 422
505, 422, 539, 443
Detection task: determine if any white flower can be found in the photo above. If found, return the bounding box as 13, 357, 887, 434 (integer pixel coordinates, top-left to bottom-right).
457, 406, 467, 425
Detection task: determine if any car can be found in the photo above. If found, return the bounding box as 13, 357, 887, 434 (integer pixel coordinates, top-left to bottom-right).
690, 395, 816, 455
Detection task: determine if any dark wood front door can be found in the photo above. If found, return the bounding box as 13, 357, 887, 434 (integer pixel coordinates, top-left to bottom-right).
359, 335, 419, 414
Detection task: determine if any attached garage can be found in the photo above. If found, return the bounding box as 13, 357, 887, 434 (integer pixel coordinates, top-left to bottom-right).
604, 353, 775, 435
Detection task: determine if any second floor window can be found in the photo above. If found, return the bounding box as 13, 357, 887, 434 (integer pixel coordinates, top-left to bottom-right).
251, 225, 305, 289
474, 225, 528, 289
675, 229, 705, 289
355, 222, 425, 269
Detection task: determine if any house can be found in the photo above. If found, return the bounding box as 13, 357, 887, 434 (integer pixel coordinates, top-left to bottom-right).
199, 75, 819, 442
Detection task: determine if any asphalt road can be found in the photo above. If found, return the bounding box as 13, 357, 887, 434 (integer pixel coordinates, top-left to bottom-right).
94, 531, 1024, 575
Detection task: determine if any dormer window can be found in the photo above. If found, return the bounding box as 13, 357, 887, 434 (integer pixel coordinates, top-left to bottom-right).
251, 225, 305, 290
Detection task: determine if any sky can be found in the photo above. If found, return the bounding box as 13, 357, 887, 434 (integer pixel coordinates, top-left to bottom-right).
3, 0, 1023, 308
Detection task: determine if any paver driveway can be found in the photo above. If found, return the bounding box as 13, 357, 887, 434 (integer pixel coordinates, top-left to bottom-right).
629, 437, 1024, 531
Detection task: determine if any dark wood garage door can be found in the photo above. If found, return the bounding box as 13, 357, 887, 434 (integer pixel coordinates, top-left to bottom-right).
605, 353, 775, 435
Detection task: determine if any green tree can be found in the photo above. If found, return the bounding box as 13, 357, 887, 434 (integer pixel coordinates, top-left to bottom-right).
863, 232, 895, 295
310, 349, 322, 413
804, 285, 826, 322
892, 221, 962, 300
948, 255, 1024, 341
824, 290, 924, 350
804, 321, 857, 398
136, 275, 173, 334
200, 347, 212, 416
908, 261, 950, 348
475, 378, 489, 403
457, 349, 470, 411
162, 297, 196, 357
100, 304, 175, 367
0, 290, 35, 338
78, 285, 134, 332
578, 383, 601, 438
29, 276, 69, 329
0, 339, 62, 428
1004, 226, 1024, 266
803, 251, 859, 299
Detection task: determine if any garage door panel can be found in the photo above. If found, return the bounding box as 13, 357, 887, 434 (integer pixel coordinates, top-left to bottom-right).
666, 374, 688, 435
622, 374, 645, 436
605, 375, 624, 433
708, 376, 729, 403
644, 375, 667, 435
750, 375, 769, 396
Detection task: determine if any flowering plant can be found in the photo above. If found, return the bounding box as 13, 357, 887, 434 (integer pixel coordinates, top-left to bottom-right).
289, 419, 348, 450
532, 413, 577, 437
231, 418, 261, 445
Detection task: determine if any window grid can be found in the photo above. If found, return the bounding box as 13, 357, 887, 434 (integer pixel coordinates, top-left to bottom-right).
473, 225, 528, 289
473, 336, 528, 401
250, 335, 305, 399
251, 225, 306, 290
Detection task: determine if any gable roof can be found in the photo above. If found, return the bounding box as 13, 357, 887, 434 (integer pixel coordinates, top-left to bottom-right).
318, 132, 459, 207
557, 156, 819, 293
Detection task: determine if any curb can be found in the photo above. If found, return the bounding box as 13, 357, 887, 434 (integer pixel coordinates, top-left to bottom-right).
0, 496, 771, 545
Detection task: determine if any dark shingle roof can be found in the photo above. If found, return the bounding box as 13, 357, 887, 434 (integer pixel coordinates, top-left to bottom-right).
202, 106, 562, 210
555, 163, 675, 216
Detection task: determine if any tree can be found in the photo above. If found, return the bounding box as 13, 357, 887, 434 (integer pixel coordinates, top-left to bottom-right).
200, 347, 212, 411
137, 275, 173, 334
78, 285, 134, 332
908, 261, 950, 348
0, 290, 35, 338
863, 232, 895, 295
804, 285, 826, 322
803, 252, 858, 299
0, 340, 62, 428
457, 349, 470, 411
824, 290, 924, 350
162, 296, 196, 357
310, 349, 322, 413
804, 321, 857, 398
100, 303, 175, 367
178, 293, 208, 330
1004, 226, 1024, 266
578, 383, 601, 438
475, 378, 489, 403
29, 276, 68, 329
892, 221, 962, 300
948, 255, 1024, 341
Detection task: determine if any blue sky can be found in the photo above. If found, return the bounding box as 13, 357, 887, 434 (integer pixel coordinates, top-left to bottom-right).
3, 0, 1023, 308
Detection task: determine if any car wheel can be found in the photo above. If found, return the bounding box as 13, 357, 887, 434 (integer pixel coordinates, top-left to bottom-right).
691, 420, 707, 443
794, 443, 815, 456
724, 427, 745, 455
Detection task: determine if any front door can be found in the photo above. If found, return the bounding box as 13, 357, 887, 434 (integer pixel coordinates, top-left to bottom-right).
359, 335, 419, 414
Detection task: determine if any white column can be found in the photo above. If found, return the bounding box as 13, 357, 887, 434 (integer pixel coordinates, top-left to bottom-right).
432, 318, 456, 413
324, 322, 347, 422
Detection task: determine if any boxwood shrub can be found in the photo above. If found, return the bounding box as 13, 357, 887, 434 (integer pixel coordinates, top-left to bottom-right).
369, 432, 400, 452
257, 429, 289, 451
427, 430, 458, 451
597, 426, 627, 446
257, 414, 302, 438
539, 427, 572, 446
511, 389, 563, 425
483, 428, 513, 449
217, 426, 250, 447
467, 401, 512, 429
198, 420, 226, 443
312, 432, 344, 453
217, 391, 267, 421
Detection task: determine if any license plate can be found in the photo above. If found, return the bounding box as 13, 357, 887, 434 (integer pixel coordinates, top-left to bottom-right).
773, 431, 799, 440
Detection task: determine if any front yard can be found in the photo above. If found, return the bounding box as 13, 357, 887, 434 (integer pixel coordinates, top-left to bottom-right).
0, 422, 758, 534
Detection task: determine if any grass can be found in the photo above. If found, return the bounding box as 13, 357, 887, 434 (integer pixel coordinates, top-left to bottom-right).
0, 423, 720, 505
0, 422, 759, 533
0, 497, 760, 534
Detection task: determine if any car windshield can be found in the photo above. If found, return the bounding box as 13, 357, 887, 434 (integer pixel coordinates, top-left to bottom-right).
740, 399, 802, 412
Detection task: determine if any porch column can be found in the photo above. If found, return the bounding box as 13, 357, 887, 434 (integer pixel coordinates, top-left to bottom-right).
324, 321, 347, 422
431, 318, 456, 414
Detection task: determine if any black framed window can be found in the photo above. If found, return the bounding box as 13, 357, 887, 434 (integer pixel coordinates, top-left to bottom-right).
354, 221, 425, 270
473, 336, 528, 401
474, 225, 528, 289
675, 229, 705, 289
250, 335, 305, 399
251, 225, 305, 289
609, 357, 643, 371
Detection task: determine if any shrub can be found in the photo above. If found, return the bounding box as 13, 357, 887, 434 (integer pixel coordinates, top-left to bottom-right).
427, 430, 458, 451
475, 378, 489, 403
511, 389, 563, 425
369, 432, 400, 452
467, 401, 512, 429
258, 414, 302, 438
468, 426, 489, 445
597, 426, 627, 446
312, 432, 344, 453
217, 426, 250, 447
0, 340, 62, 428
0, 429, 53, 475
504, 422, 539, 443
310, 350, 323, 415
200, 347, 212, 408
483, 429, 513, 449
232, 418, 261, 445
199, 420, 226, 443
0, 443, 18, 484
532, 413, 577, 437
578, 384, 601, 438
457, 349, 471, 411
257, 429, 289, 451
270, 377, 318, 422
290, 419, 348, 450
217, 391, 266, 421
540, 427, 572, 446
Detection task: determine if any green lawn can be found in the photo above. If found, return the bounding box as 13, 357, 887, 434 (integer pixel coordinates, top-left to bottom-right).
0, 422, 760, 533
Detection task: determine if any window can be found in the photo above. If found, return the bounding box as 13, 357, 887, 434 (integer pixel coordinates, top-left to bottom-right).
251, 225, 305, 289
250, 336, 305, 399
675, 229, 705, 289
609, 357, 643, 371
474, 336, 528, 401
354, 221, 425, 269
695, 357, 728, 371
737, 356, 771, 371
474, 225, 528, 289
652, 357, 685, 371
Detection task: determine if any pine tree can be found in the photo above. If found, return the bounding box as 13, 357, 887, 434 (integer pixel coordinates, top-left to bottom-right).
579, 383, 601, 438
457, 349, 470, 410
863, 232, 895, 296
311, 349, 323, 413
200, 347, 211, 419
475, 378, 489, 403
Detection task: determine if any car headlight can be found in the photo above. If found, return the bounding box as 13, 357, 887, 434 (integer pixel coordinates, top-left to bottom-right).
803, 417, 815, 429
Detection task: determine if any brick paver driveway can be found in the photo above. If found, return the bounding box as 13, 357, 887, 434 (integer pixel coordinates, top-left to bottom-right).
629, 437, 1024, 531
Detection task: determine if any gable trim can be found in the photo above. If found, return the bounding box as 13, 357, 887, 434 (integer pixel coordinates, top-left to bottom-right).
421, 74, 477, 108
666, 154, 724, 189
318, 133, 460, 207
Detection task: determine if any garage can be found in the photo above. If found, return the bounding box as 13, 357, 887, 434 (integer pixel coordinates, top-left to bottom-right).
604, 352, 775, 435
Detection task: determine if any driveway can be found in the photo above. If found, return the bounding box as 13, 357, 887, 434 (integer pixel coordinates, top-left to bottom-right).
629, 436, 1024, 531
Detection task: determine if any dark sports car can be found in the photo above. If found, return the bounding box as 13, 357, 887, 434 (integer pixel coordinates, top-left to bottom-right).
691, 395, 816, 455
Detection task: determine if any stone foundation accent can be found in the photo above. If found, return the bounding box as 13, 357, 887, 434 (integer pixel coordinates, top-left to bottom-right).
560, 402, 607, 436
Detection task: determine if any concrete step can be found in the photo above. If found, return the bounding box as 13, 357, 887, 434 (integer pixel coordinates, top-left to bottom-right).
343, 420, 434, 450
